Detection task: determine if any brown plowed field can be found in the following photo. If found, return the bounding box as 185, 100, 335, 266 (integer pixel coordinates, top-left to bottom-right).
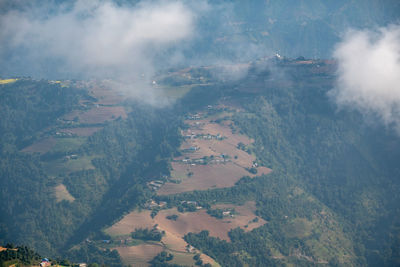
116, 244, 163, 267
89, 83, 126, 105
157, 162, 250, 195
106, 202, 266, 244
63, 106, 127, 124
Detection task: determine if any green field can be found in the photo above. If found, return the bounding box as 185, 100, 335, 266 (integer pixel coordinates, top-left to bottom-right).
50, 137, 87, 153
43, 155, 98, 177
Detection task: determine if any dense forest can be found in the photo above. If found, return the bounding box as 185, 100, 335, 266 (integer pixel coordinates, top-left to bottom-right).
0, 79, 181, 265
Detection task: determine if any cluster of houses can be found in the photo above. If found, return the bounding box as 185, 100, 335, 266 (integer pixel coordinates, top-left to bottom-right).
181, 200, 203, 210
186, 113, 202, 120
39, 258, 87, 267
55, 131, 74, 137
147, 180, 164, 191
40, 258, 51, 267
181, 158, 204, 165
65, 154, 79, 160
222, 210, 234, 217
182, 146, 200, 153
180, 154, 231, 166
188, 121, 204, 129
144, 199, 167, 210
183, 133, 224, 141
186, 245, 196, 253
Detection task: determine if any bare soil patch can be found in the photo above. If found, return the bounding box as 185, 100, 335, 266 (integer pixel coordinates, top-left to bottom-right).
54, 184, 75, 202
89, 84, 125, 105
106, 210, 153, 237
116, 244, 163, 267
63, 106, 127, 124
157, 162, 249, 195
257, 166, 272, 176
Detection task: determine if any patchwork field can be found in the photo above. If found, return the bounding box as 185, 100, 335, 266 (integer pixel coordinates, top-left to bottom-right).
108, 202, 264, 237
158, 107, 271, 195
21, 82, 127, 156
107, 202, 265, 239
106, 201, 264, 266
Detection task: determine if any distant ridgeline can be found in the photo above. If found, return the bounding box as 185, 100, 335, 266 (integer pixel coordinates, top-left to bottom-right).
1, 56, 400, 266
187, 0, 400, 60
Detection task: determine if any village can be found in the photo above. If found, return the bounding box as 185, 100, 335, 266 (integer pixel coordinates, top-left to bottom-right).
25, 100, 270, 267
95, 103, 271, 266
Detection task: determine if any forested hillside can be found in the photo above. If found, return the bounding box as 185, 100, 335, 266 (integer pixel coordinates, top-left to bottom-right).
1, 0, 400, 266
227, 59, 400, 265
1, 57, 400, 266
0, 79, 181, 266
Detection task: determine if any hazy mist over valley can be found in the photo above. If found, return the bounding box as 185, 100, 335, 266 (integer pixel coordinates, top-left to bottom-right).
1, 1, 400, 266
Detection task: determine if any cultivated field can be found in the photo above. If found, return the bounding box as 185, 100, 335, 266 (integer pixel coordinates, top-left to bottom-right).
157, 162, 250, 195
59, 127, 102, 136
50, 137, 86, 152
43, 155, 96, 177
106, 201, 264, 266
107, 202, 265, 244
63, 106, 127, 124
116, 244, 163, 267
195, 120, 253, 146
88, 83, 126, 105
21, 137, 56, 154
158, 107, 271, 195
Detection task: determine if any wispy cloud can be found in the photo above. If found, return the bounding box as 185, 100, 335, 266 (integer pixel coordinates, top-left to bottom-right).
329, 25, 400, 133
0, 0, 199, 104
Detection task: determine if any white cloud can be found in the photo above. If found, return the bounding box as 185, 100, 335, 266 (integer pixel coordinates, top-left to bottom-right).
0, 0, 196, 103
330, 25, 400, 132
